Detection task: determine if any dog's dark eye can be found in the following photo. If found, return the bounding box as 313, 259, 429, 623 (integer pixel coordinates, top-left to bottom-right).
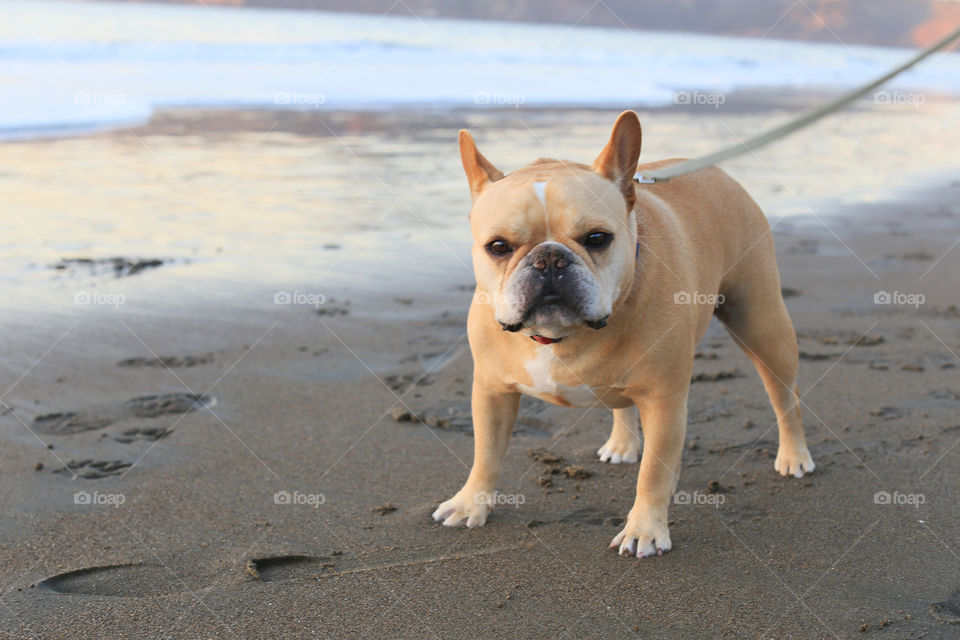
486, 239, 513, 256
582, 231, 613, 249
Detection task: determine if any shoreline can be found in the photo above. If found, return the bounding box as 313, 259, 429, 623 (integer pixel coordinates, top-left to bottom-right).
4, 87, 960, 143
4, 99, 960, 308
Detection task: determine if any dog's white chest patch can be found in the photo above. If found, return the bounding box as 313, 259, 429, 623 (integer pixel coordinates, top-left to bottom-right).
532, 181, 547, 207
516, 347, 597, 407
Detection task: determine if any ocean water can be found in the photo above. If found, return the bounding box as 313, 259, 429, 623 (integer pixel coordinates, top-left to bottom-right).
0, 0, 958, 137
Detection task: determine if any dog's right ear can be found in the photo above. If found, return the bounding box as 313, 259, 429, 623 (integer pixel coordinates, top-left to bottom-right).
459, 130, 503, 201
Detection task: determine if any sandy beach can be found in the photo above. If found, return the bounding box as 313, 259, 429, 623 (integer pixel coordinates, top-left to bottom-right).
1, 101, 960, 639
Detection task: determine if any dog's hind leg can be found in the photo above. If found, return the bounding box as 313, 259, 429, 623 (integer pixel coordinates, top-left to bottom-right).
715, 260, 814, 478
597, 406, 641, 464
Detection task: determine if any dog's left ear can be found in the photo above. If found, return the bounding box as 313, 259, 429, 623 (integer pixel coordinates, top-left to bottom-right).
592, 111, 642, 211
459, 130, 504, 202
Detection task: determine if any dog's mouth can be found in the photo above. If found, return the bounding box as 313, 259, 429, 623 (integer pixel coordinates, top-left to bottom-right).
499, 302, 609, 338
496, 245, 610, 338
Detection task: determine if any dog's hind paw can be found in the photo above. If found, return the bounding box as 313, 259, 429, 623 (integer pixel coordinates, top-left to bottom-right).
597, 438, 640, 464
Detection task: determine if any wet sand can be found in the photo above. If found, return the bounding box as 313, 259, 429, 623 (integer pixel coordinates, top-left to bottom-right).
1, 107, 960, 638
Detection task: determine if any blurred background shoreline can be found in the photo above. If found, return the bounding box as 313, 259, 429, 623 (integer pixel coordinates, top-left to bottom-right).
2, 0, 960, 139
2, 0, 960, 311
4, 100, 960, 312
73, 0, 960, 48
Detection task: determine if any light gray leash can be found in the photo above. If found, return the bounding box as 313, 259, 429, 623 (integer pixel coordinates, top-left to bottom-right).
634, 24, 960, 184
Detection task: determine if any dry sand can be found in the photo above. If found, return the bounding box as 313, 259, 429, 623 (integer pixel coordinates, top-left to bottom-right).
1, 109, 959, 638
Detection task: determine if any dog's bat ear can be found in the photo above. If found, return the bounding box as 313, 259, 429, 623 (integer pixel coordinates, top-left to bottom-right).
459, 130, 504, 201
592, 110, 642, 211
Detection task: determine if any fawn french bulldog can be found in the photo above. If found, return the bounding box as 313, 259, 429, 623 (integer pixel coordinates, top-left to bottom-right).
432, 111, 814, 557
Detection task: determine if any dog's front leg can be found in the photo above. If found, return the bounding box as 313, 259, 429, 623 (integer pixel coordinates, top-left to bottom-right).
611, 388, 688, 557
432, 381, 520, 528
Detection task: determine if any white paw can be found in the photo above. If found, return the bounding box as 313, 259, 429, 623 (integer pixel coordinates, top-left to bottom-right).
774, 446, 815, 478
609, 510, 671, 558
431, 491, 492, 528
597, 438, 640, 464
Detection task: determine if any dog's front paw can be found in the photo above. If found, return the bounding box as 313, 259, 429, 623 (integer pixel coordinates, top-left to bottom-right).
597, 437, 640, 464
774, 445, 815, 478
431, 491, 492, 528
609, 509, 671, 558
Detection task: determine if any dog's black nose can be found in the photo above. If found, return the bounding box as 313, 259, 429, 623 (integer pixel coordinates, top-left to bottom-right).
531, 248, 569, 271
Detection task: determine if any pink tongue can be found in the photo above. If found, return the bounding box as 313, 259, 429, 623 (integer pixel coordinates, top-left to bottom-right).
531, 335, 557, 345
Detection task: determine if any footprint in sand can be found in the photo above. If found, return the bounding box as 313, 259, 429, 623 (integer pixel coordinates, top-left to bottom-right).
112, 427, 172, 443
54, 459, 132, 479
246, 555, 334, 582
798, 350, 843, 362
32, 394, 214, 478
38, 563, 189, 597
123, 393, 214, 418
690, 368, 743, 384
117, 354, 214, 368
42, 544, 531, 595
32, 393, 215, 436
52, 257, 166, 279
39, 557, 326, 597
930, 588, 960, 624
32, 413, 112, 435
